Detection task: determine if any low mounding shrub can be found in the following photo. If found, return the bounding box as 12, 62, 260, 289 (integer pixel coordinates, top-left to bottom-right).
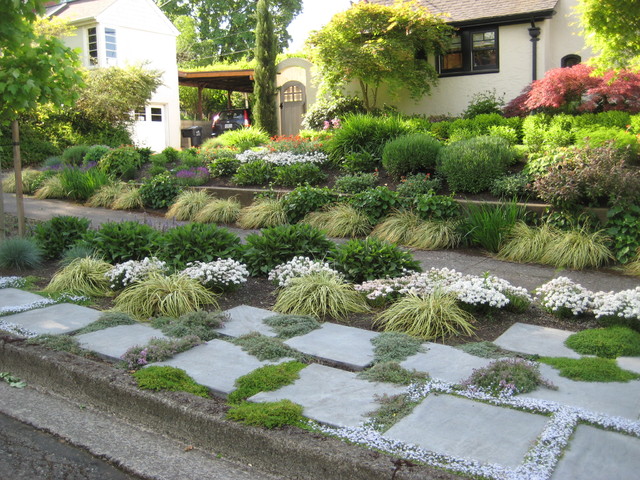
90, 221, 160, 263
413, 193, 460, 221
98, 145, 141, 179
232, 160, 277, 186
33, 215, 90, 260
282, 186, 337, 224
274, 163, 326, 187
329, 237, 421, 283
460, 358, 555, 395
606, 204, 640, 264
490, 172, 531, 200
263, 314, 321, 339
151, 310, 226, 341
217, 127, 270, 151
0, 237, 42, 271
139, 172, 181, 209
44, 256, 112, 296
348, 187, 402, 224
228, 361, 306, 404
206, 148, 241, 177
237, 198, 288, 229
437, 136, 518, 193
396, 173, 442, 198
243, 224, 333, 276
333, 172, 378, 194
83, 145, 111, 164
133, 366, 209, 397
61, 145, 89, 165
156, 223, 242, 269
358, 361, 428, 385
539, 356, 640, 382
382, 133, 442, 179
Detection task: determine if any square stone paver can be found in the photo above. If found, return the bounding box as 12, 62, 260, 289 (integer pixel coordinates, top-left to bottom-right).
2, 303, 102, 335
76, 324, 167, 360
151, 339, 288, 396
385, 394, 548, 468
617, 356, 640, 375
494, 323, 580, 358
214, 305, 277, 338
552, 425, 640, 480
401, 343, 495, 384
251, 363, 403, 427
0, 288, 46, 309
284, 323, 379, 370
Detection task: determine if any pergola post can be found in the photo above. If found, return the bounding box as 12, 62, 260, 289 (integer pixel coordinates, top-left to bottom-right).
196, 85, 204, 120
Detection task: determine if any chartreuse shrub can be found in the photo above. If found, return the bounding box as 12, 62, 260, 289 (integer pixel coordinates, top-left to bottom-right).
382, 133, 442, 179
333, 172, 378, 194
90, 221, 159, 263
194, 197, 241, 224
237, 198, 287, 229
262, 314, 320, 339
437, 136, 518, 193
139, 172, 181, 209
329, 237, 421, 284
460, 358, 556, 395
217, 127, 269, 151
243, 224, 333, 276
227, 400, 304, 429
0, 237, 42, 271
114, 273, 218, 321
156, 223, 242, 269
282, 186, 337, 224
86, 182, 127, 208
33, 216, 90, 260
44, 257, 113, 297
375, 291, 476, 341
228, 361, 306, 404
539, 357, 640, 382
165, 190, 211, 221
303, 204, 372, 238
232, 332, 308, 362
564, 327, 640, 359
151, 311, 226, 341
273, 271, 370, 321
133, 366, 209, 397
348, 187, 401, 224
461, 201, 525, 253
358, 362, 428, 385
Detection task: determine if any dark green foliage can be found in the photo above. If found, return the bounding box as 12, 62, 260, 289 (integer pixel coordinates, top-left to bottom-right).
329, 237, 421, 283
368, 393, 420, 432
461, 201, 525, 252
263, 314, 321, 339
491, 172, 532, 200
156, 223, 242, 269
232, 160, 276, 186
178, 148, 204, 168
462, 91, 505, 119
539, 356, 640, 382
460, 358, 555, 395
232, 332, 308, 362
207, 149, 241, 177
282, 186, 338, 223
253, 0, 278, 136
75, 311, 136, 335
226, 400, 303, 429
358, 361, 427, 385
90, 221, 160, 263
565, 327, 640, 359
60, 243, 96, 266
396, 173, 442, 198
133, 366, 209, 397
139, 172, 181, 209
371, 332, 424, 363
274, 163, 326, 187
437, 136, 517, 193
98, 145, 142, 180
348, 187, 401, 223
0, 237, 42, 270
341, 151, 380, 173
429, 120, 452, 141
61, 145, 89, 165
151, 311, 225, 341
228, 361, 306, 404
606, 204, 640, 264
33, 216, 90, 260
382, 133, 442, 179
58, 167, 111, 201
413, 193, 460, 221
243, 224, 333, 276
161, 146, 180, 163
333, 172, 378, 194
83, 145, 111, 164
302, 94, 366, 130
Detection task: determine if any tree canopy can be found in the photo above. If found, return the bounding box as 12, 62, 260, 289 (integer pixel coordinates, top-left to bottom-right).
577, 0, 640, 71
307, 0, 453, 111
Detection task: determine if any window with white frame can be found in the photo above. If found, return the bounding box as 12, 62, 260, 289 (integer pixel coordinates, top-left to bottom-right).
438, 28, 498, 75
105, 27, 117, 62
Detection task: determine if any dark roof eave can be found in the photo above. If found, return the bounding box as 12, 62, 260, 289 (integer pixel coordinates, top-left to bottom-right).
449, 9, 556, 28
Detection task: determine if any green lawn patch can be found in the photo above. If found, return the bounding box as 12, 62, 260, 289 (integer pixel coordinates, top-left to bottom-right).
539, 357, 640, 382
564, 327, 640, 359
226, 400, 304, 429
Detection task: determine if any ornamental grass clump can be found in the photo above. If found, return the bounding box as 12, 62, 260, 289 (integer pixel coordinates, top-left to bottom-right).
34, 175, 65, 199
268, 256, 340, 288
462, 201, 525, 253
45, 257, 113, 297
273, 271, 370, 321
498, 221, 558, 264
375, 291, 476, 341
237, 198, 288, 229
0, 237, 42, 271
194, 197, 241, 224
114, 273, 219, 321
535, 277, 594, 318
303, 204, 372, 238
86, 182, 127, 208
111, 186, 143, 210
406, 219, 461, 250
165, 190, 211, 221
372, 210, 423, 245
460, 358, 556, 396
540, 227, 612, 270
180, 259, 249, 292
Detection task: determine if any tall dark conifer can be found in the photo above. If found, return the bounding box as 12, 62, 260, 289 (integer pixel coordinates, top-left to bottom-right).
253, 0, 278, 136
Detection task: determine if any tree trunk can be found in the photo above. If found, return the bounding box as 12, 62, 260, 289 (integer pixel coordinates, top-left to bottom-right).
11, 120, 25, 236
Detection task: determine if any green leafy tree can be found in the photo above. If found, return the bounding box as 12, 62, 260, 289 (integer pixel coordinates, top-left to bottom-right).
307, 1, 453, 111
253, 0, 278, 136
577, 0, 640, 71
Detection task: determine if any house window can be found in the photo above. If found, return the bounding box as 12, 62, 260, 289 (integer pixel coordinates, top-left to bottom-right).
561, 54, 581, 68
134, 108, 146, 121
87, 27, 98, 65
105, 28, 117, 60
439, 28, 498, 75
283, 85, 303, 102
150, 107, 163, 122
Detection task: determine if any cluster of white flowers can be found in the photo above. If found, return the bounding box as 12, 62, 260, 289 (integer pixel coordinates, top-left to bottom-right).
268, 256, 341, 287
355, 268, 531, 309
181, 258, 249, 291
0, 319, 38, 338
534, 277, 594, 316
105, 257, 167, 290
0, 276, 26, 289
236, 148, 328, 166
593, 287, 640, 321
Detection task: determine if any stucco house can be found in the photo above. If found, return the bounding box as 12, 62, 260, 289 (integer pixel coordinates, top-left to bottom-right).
363, 0, 592, 116
46, 0, 181, 151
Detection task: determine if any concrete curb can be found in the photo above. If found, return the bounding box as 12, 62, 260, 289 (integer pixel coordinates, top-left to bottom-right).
0, 338, 458, 480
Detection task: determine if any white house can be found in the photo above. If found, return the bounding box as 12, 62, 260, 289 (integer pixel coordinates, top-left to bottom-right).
46, 0, 181, 151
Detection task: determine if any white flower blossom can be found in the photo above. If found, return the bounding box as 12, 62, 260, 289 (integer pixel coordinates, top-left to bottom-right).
592, 287, 640, 322
181, 258, 249, 291
0, 276, 26, 289
534, 277, 594, 317
105, 257, 167, 290
235, 148, 328, 166
268, 256, 341, 287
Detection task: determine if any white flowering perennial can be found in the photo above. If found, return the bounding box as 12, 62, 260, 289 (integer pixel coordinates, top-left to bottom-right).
593, 287, 640, 322
355, 268, 531, 309
0, 276, 26, 289
235, 148, 328, 166
534, 277, 594, 317
181, 259, 249, 291
105, 257, 167, 290
268, 256, 341, 288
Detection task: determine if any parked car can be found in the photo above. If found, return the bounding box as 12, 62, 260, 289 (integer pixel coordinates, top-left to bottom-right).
211, 109, 251, 136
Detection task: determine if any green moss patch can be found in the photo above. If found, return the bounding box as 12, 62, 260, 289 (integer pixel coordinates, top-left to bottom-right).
226, 400, 304, 429
231, 332, 308, 362
263, 314, 321, 339
371, 332, 424, 363
565, 327, 640, 359
539, 357, 640, 382
358, 361, 428, 385
133, 366, 209, 397
228, 361, 306, 404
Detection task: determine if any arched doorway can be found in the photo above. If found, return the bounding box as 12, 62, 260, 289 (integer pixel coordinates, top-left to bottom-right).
280, 81, 306, 136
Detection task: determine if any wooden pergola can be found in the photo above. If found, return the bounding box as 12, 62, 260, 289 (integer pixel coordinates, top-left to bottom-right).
178, 69, 255, 120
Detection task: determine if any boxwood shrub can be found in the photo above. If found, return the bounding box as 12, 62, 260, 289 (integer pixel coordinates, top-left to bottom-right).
382, 133, 442, 179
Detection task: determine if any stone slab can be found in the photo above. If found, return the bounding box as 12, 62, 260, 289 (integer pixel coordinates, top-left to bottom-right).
523, 363, 640, 420
250, 363, 403, 428
152, 339, 286, 396
2, 303, 102, 335
284, 323, 378, 370
401, 343, 495, 384
0, 288, 46, 309
76, 324, 167, 360
214, 305, 277, 338
385, 394, 548, 468
617, 356, 640, 375
493, 323, 580, 358
552, 425, 640, 480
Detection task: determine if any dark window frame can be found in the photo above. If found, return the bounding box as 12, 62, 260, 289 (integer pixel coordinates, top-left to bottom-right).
87, 26, 98, 65
438, 27, 499, 76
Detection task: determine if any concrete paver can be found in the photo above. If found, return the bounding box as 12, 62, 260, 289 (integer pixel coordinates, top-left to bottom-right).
2, 303, 102, 335
493, 323, 581, 358
76, 324, 167, 360
617, 356, 640, 375
250, 363, 403, 428
0, 288, 46, 309
214, 305, 277, 338
385, 394, 548, 468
